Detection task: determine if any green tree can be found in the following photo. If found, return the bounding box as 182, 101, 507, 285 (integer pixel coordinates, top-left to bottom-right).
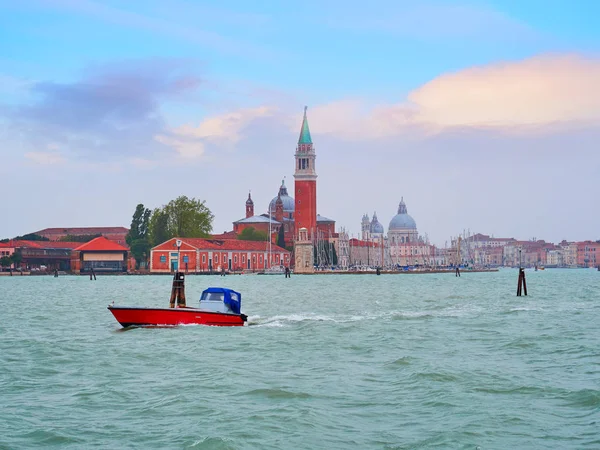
164, 196, 213, 238
59, 234, 101, 242
129, 239, 151, 268
0, 256, 12, 269
126, 204, 151, 245
238, 227, 268, 242
12, 233, 49, 241
141, 208, 151, 239
148, 208, 170, 247
276, 225, 285, 248
10, 250, 22, 268
126, 204, 153, 268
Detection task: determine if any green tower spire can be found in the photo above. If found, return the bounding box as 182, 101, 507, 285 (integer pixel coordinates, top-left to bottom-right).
298, 106, 312, 145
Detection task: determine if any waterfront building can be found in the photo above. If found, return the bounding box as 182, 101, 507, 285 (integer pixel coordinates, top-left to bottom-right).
502, 240, 549, 267
560, 241, 578, 267
348, 238, 383, 267
0, 242, 14, 259
576, 241, 600, 267
0, 242, 15, 270
546, 248, 564, 267
70, 236, 132, 273
150, 237, 289, 273
7, 240, 80, 271
337, 228, 350, 270
466, 233, 516, 249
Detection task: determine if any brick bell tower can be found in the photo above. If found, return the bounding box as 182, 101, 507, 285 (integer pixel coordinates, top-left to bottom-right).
293, 106, 316, 273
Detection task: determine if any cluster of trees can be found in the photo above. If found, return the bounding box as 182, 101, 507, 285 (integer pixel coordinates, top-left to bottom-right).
0, 233, 49, 243
59, 234, 101, 242
0, 251, 22, 270
237, 227, 268, 242
126, 196, 214, 268
237, 225, 286, 249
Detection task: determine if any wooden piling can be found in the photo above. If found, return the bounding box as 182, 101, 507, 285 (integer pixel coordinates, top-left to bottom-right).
517, 268, 527, 296
169, 272, 186, 308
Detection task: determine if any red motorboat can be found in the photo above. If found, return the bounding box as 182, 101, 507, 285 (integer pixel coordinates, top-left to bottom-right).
108, 273, 247, 327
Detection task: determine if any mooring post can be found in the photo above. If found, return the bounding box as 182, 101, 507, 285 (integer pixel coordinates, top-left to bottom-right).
516, 248, 527, 296
170, 239, 186, 307
170, 271, 186, 307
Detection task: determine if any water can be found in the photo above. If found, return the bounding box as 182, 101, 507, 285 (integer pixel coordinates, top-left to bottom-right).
1, 269, 599, 449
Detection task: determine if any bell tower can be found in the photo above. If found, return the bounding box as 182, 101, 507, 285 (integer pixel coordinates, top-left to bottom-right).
293, 106, 316, 273
245, 191, 254, 218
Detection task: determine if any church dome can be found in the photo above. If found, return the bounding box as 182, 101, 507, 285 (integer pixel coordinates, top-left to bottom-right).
389, 198, 417, 230
269, 179, 294, 214
370, 212, 384, 234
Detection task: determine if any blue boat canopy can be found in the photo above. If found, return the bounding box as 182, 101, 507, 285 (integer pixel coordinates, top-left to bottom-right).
200, 287, 242, 315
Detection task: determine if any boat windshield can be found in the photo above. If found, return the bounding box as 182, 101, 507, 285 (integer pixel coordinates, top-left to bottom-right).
201, 292, 224, 301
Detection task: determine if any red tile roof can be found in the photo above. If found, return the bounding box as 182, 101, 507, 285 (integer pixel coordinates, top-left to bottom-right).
349, 238, 383, 248
74, 236, 129, 252
7, 240, 81, 249
154, 237, 288, 253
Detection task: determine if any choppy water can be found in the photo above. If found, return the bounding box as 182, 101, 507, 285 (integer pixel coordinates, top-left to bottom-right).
1, 269, 599, 449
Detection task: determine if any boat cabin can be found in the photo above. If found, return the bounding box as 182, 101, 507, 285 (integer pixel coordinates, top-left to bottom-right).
199, 287, 242, 315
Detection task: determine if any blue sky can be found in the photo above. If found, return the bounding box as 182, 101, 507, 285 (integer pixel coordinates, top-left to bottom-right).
1, 0, 599, 244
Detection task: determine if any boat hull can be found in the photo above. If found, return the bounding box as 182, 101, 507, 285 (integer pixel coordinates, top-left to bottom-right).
108, 306, 246, 327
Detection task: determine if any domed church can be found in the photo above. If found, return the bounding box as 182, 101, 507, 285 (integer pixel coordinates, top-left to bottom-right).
361, 212, 384, 242
268, 180, 294, 219
387, 197, 418, 244
230, 108, 336, 253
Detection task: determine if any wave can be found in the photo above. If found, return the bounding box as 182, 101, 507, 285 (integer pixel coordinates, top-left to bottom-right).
189, 436, 237, 449
243, 388, 312, 400
248, 308, 472, 327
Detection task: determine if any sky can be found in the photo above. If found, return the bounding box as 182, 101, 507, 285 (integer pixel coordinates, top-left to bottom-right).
1, 0, 599, 246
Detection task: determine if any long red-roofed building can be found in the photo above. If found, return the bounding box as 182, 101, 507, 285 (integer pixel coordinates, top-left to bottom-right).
151, 237, 290, 273
33, 227, 129, 245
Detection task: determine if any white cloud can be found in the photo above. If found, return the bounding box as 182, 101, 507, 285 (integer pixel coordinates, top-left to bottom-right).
156, 106, 275, 158
302, 54, 600, 139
